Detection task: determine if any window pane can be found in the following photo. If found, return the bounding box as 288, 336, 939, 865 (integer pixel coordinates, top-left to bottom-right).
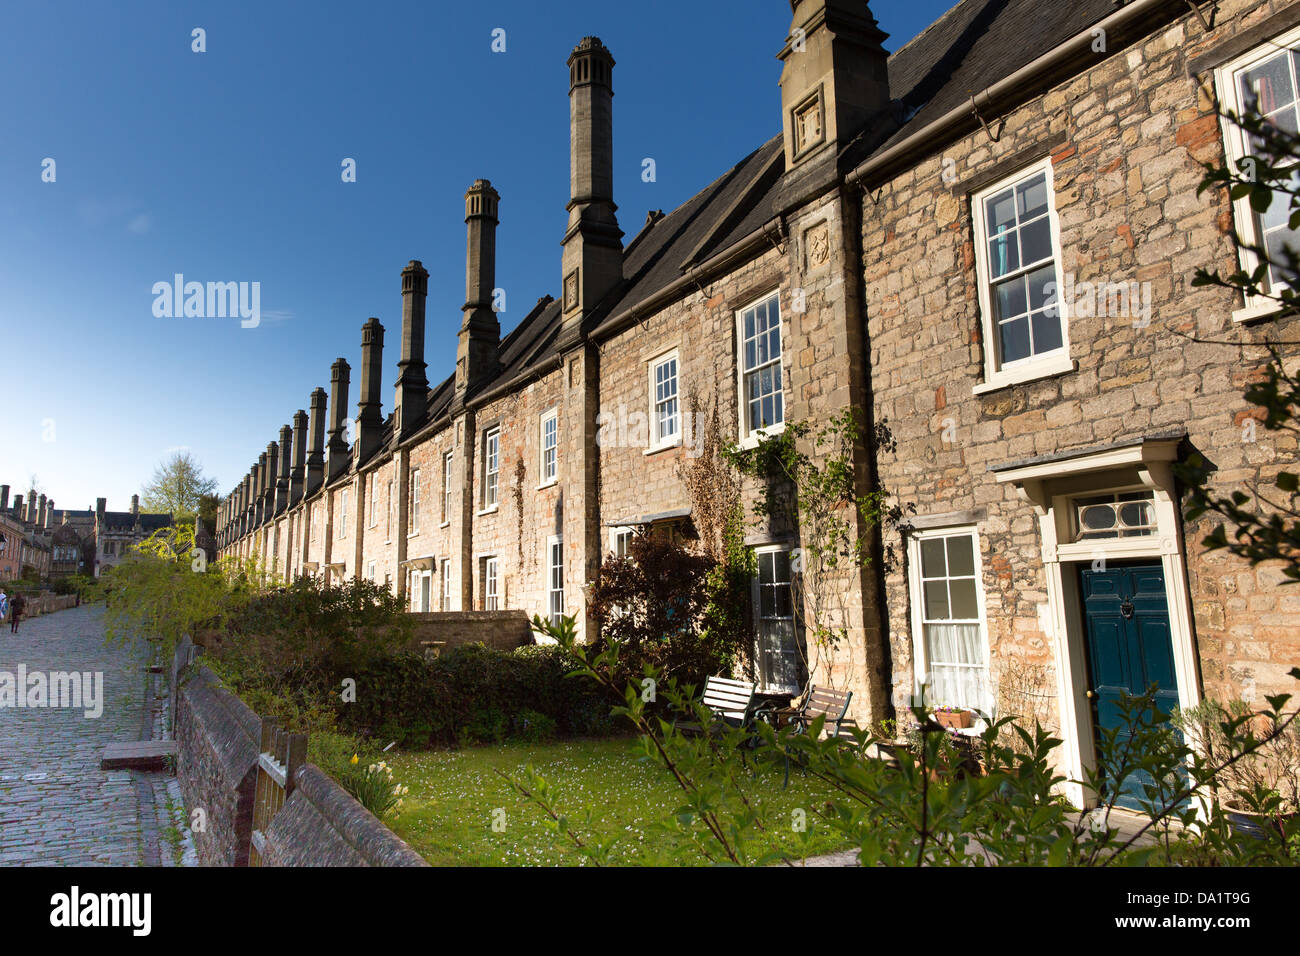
1027, 265, 1057, 313
1016, 174, 1049, 221
920, 537, 946, 576
999, 316, 1031, 364
945, 535, 974, 577
986, 188, 1017, 236
1030, 309, 1064, 354
923, 580, 950, 620
949, 578, 979, 621
994, 276, 1027, 321
1241, 53, 1296, 117
1019, 216, 1052, 266
988, 232, 1019, 279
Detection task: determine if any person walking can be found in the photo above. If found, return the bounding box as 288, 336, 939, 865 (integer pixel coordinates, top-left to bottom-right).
9, 592, 25, 634
0, 588, 8, 626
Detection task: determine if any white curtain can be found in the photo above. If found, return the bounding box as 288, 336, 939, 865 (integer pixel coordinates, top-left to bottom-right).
924, 622, 988, 713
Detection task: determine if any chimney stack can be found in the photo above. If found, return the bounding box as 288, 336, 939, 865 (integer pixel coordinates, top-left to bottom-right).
0, 485, 8, 512
13, 495, 23, 520
277, 426, 292, 513
95, 497, 105, 521
455, 180, 502, 409
560, 37, 623, 338
393, 261, 429, 446
778, 1, 890, 175
307, 387, 328, 494
290, 409, 308, 506
37, 494, 47, 528
356, 318, 386, 463
256, 455, 267, 525
327, 358, 352, 481
45, 500, 54, 530
265, 441, 280, 518
26, 488, 36, 522
130, 494, 139, 516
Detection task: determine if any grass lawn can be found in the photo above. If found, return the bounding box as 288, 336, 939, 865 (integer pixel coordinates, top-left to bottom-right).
381, 736, 855, 866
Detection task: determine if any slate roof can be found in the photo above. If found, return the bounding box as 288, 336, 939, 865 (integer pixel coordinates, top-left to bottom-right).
99, 512, 174, 534
341, 0, 1144, 467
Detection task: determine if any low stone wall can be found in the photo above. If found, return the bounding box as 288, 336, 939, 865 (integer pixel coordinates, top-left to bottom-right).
175, 666, 261, 866
6, 591, 78, 618
173, 652, 427, 867
260, 765, 428, 867
406, 609, 532, 654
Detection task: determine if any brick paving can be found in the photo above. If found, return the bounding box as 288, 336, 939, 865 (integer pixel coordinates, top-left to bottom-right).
0, 605, 176, 866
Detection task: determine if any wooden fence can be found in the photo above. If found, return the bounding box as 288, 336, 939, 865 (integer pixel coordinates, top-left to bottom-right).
249, 719, 306, 867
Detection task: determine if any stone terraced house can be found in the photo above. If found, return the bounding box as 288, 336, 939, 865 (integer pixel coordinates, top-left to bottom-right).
218, 0, 1300, 805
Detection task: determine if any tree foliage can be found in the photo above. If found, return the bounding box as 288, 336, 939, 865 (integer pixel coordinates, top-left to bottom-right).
140, 450, 219, 521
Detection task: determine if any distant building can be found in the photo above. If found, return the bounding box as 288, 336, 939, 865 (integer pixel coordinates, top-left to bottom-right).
93, 495, 174, 577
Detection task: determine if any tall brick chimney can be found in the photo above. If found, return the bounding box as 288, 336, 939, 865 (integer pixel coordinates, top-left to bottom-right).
95, 497, 105, 520
130, 494, 139, 516
264, 442, 279, 521
26, 488, 36, 522
560, 37, 623, 339
258, 455, 271, 528
0, 485, 8, 512
455, 180, 502, 409
277, 428, 291, 513
13, 495, 23, 520
356, 318, 386, 463
393, 261, 429, 446
327, 358, 351, 482
37, 494, 47, 528
290, 409, 308, 506
307, 387, 328, 494
45, 500, 54, 530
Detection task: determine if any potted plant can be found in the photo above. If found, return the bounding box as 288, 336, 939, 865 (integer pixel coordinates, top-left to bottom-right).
1172, 700, 1300, 839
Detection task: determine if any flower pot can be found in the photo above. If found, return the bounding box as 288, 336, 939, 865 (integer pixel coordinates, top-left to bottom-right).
933, 709, 974, 730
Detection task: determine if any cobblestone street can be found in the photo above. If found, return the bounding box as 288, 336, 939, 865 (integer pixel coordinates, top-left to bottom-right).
0, 605, 183, 866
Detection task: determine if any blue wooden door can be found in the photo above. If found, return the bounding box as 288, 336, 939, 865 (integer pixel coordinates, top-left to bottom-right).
1079, 563, 1178, 809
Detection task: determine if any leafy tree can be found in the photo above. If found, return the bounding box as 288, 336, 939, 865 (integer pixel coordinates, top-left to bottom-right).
140, 450, 219, 522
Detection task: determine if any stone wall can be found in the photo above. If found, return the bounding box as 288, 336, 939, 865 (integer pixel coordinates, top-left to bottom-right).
406, 609, 533, 653
260, 764, 428, 867
174, 666, 260, 867
174, 659, 427, 867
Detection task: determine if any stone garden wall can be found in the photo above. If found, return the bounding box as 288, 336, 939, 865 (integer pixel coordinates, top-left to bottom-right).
173, 651, 427, 867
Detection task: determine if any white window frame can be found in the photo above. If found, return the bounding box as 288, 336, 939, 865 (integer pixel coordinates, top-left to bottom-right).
482, 427, 501, 511
539, 409, 559, 486
338, 489, 348, 538
647, 348, 681, 452
442, 451, 454, 525
367, 560, 376, 581
386, 479, 393, 541
970, 157, 1075, 393
482, 555, 499, 611
735, 291, 785, 447
439, 558, 452, 611
410, 468, 421, 533
368, 478, 377, 528
547, 535, 564, 626
906, 526, 991, 715
609, 525, 635, 559
750, 544, 802, 695
1217, 26, 1300, 322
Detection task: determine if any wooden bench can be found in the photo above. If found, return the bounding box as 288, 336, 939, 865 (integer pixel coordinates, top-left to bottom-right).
677, 676, 758, 736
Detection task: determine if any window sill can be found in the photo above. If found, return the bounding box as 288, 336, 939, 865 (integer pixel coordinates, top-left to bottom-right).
736, 422, 786, 451
477, 505, 500, 517
1231, 299, 1289, 324
407, 531, 421, 539
439, 521, 450, 529
972, 354, 1076, 394
536, 479, 558, 491
643, 439, 681, 457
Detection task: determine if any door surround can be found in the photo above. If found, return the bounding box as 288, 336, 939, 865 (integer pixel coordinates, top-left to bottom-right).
993, 434, 1200, 808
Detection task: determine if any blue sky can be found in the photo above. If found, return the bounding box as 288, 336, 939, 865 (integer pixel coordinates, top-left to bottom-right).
1, 0, 953, 513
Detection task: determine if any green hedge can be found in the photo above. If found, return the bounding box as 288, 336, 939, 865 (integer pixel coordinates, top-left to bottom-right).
320, 643, 620, 749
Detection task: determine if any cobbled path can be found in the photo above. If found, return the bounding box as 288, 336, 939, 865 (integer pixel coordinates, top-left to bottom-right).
0, 605, 159, 865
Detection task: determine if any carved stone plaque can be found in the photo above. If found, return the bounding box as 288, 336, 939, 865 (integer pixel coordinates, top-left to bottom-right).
806, 222, 831, 269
